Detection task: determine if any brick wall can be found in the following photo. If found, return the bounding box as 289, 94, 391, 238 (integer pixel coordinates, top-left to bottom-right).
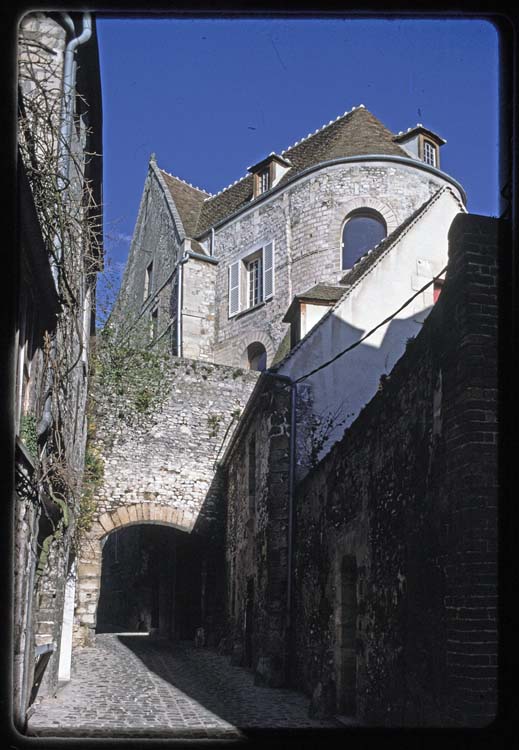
289, 213, 499, 726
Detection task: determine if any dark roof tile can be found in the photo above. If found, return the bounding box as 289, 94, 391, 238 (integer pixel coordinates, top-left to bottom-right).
160, 171, 208, 237
192, 107, 410, 236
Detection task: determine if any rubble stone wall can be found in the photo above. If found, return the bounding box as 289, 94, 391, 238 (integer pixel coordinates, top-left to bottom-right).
74, 358, 258, 643
291, 213, 499, 726
212, 161, 463, 367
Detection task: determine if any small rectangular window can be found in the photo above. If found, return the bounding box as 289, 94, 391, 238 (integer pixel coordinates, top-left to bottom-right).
259, 168, 270, 193
247, 257, 263, 308
150, 308, 158, 341
423, 140, 436, 167
228, 241, 275, 317
144, 262, 153, 300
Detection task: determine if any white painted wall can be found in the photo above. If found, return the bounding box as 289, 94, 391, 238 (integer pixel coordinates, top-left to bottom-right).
57, 564, 76, 682
301, 302, 330, 339
278, 188, 464, 473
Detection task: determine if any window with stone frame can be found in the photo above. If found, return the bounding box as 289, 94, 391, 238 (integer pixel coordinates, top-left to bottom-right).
341, 210, 387, 271
144, 261, 153, 300
228, 241, 274, 317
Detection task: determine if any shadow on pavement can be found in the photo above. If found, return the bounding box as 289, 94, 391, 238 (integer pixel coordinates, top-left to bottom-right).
116, 634, 339, 738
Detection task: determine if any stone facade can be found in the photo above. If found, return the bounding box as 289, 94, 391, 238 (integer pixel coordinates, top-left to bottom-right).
224, 213, 499, 726
223, 378, 292, 686
211, 161, 461, 366
75, 358, 258, 644
117, 107, 465, 374
14, 11, 102, 728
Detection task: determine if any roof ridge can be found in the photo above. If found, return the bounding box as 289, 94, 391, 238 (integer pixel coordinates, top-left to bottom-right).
205, 172, 251, 201
280, 104, 365, 156
159, 167, 212, 196
206, 105, 368, 203
271, 186, 448, 372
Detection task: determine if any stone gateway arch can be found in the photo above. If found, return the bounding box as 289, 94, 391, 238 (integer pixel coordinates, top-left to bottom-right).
73, 359, 258, 646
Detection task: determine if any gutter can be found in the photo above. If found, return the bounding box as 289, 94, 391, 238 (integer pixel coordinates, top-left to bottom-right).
197, 154, 467, 238
38, 13, 92, 441
177, 253, 189, 357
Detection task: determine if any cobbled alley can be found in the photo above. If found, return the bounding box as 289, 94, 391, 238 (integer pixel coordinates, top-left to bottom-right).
27, 633, 340, 739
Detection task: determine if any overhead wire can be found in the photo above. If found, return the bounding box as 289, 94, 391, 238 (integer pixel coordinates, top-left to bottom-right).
292, 265, 448, 384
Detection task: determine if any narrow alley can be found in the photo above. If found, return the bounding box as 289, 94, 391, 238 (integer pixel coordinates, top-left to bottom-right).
27, 633, 339, 738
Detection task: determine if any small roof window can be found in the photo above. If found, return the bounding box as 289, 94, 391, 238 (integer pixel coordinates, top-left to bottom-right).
248, 153, 292, 198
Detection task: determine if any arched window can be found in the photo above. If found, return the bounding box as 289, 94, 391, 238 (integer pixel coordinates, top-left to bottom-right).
247, 342, 267, 371
341, 210, 387, 271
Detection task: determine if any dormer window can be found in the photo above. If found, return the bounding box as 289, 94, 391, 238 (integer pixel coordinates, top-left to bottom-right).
248, 153, 292, 199
258, 168, 270, 194
394, 125, 445, 169
423, 140, 437, 167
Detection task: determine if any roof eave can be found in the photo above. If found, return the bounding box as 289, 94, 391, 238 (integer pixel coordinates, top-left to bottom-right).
196, 154, 466, 237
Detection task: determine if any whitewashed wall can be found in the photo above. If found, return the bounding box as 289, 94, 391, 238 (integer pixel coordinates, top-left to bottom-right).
277, 187, 465, 473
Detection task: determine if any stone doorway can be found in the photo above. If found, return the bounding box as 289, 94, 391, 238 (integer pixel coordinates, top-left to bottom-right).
243, 577, 254, 668
96, 524, 203, 640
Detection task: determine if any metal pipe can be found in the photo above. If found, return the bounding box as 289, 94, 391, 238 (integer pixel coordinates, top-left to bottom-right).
37, 13, 92, 439
177, 253, 189, 357
58, 14, 92, 192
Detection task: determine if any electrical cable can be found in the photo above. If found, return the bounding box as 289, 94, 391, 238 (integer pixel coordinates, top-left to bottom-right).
293, 266, 447, 384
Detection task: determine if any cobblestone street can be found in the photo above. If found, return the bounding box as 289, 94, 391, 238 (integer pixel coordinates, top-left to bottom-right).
27, 633, 339, 739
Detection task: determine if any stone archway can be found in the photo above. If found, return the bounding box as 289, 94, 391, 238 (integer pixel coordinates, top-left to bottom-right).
74, 502, 196, 646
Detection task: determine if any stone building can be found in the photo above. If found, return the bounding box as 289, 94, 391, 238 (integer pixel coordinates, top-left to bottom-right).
222, 213, 499, 726
13, 11, 102, 730
80, 103, 497, 726
111, 105, 464, 370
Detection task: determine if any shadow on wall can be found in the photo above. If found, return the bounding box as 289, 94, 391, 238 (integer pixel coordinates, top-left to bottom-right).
297, 304, 434, 471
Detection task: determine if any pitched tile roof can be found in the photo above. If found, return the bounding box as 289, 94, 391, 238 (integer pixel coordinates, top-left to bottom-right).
159, 107, 412, 238
269, 186, 455, 372
159, 170, 210, 237
283, 284, 346, 323
294, 284, 347, 302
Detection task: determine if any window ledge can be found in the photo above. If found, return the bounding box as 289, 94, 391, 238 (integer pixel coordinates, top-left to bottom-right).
234, 299, 271, 320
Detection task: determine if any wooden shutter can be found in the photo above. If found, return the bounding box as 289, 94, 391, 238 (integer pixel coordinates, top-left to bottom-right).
263, 241, 274, 300
229, 261, 240, 317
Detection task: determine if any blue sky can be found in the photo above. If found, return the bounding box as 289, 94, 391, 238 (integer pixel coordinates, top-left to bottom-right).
96, 17, 499, 279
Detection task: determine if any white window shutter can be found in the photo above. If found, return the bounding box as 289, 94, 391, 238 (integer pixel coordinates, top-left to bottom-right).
263, 241, 274, 300
229, 261, 240, 317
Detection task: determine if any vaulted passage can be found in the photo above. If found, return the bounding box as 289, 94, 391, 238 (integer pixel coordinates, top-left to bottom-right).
96, 525, 204, 639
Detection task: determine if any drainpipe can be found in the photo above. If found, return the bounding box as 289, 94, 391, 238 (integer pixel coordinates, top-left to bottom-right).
210, 228, 215, 257
264, 371, 296, 684
37, 13, 92, 441
177, 253, 189, 357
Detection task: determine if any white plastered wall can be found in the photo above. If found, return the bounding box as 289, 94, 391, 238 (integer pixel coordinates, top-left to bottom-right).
279, 188, 464, 471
